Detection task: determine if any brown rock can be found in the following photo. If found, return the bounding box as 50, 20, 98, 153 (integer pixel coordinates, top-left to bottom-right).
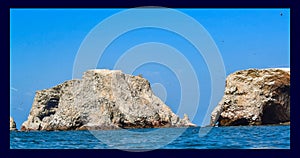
210, 68, 290, 126
10, 117, 17, 131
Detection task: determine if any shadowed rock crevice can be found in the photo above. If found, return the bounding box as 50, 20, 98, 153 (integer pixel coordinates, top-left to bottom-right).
37, 97, 60, 121
262, 103, 289, 124
46, 98, 59, 110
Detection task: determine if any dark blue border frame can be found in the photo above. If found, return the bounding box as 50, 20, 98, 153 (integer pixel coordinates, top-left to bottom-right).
2, 0, 299, 157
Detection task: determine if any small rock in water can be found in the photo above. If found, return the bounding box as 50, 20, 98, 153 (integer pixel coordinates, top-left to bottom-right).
10, 117, 17, 131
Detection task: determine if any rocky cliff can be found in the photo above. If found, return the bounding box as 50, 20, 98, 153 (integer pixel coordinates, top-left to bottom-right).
21, 69, 195, 131
210, 68, 290, 126
10, 117, 17, 131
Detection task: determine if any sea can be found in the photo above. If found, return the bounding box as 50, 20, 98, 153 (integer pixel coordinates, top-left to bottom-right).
10, 125, 290, 150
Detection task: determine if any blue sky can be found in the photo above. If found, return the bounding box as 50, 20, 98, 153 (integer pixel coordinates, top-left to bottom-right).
10, 9, 290, 128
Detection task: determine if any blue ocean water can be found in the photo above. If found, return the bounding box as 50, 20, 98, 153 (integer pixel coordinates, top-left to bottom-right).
10, 125, 290, 149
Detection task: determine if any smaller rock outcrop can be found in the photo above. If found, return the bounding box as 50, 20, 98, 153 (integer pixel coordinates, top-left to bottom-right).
210, 68, 290, 126
10, 117, 17, 131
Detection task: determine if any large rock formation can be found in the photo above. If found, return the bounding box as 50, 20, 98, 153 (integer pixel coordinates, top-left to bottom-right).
21, 69, 195, 131
10, 117, 17, 131
210, 68, 290, 126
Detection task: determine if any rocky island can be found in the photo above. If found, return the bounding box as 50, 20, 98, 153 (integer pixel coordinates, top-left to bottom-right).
10, 117, 17, 131
19, 68, 290, 131
21, 69, 195, 131
210, 68, 290, 126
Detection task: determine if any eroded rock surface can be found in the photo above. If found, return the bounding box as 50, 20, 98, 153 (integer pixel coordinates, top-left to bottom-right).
10, 117, 17, 131
210, 68, 290, 126
21, 69, 195, 131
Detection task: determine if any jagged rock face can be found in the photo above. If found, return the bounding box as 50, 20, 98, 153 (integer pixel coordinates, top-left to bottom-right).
10, 117, 17, 131
21, 69, 195, 131
210, 68, 290, 126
